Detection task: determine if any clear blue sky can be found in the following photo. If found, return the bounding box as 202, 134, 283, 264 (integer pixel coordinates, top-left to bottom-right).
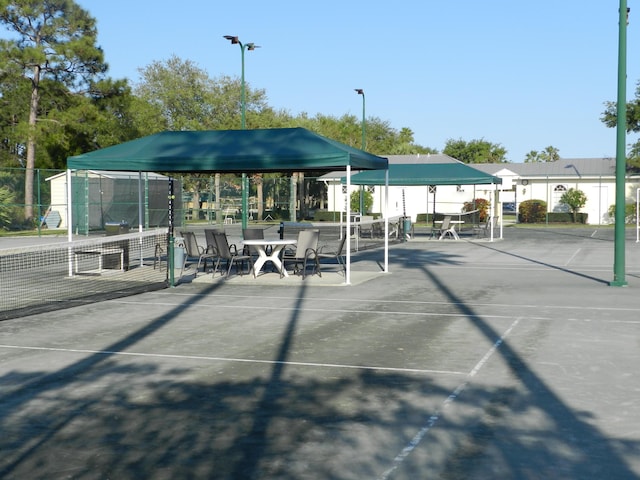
76, 0, 638, 163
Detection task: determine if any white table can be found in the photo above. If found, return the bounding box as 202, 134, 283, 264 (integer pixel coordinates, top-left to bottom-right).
243, 239, 296, 277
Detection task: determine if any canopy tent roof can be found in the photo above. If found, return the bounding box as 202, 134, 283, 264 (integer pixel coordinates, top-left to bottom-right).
67, 127, 388, 173
346, 162, 501, 186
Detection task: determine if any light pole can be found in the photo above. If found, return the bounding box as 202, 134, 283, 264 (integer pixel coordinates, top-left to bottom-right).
355, 89, 366, 215
224, 35, 259, 229
355, 89, 366, 150
611, 3, 628, 286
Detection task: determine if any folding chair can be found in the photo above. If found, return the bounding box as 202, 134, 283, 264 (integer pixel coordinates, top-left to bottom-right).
211, 230, 253, 278
282, 229, 320, 279
179, 231, 217, 278
242, 228, 270, 256
317, 234, 347, 273
437, 216, 458, 240
474, 216, 499, 238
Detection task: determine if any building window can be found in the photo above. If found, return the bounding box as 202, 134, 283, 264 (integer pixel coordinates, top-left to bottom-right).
553, 185, 569, 212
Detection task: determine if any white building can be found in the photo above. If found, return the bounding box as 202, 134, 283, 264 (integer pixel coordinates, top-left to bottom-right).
323, 155, 640, 225
474, 157, 640, 224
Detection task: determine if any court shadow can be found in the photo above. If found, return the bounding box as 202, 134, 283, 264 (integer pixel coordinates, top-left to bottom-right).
468, 240, 611, 285
392, 261, 640, 479
1, 255, 639, 478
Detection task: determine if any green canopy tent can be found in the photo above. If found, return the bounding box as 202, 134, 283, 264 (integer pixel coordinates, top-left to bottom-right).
66, 127, 389, 285
347, 162, 502, 186
345, 162, 503, 239
67, 128, 388, 173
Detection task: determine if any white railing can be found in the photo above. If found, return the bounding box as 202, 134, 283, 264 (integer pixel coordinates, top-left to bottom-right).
636, 188, 640, 243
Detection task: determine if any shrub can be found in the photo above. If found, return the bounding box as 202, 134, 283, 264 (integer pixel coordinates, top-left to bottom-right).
547, 212, 588, 224
607, 203, 637, 224
313, 210, 380, 221
559, 188, 587, 222
519, 199, 547, 223
313, 210, 340, 222
0, 186, 18, 230
462, 198, 490, 222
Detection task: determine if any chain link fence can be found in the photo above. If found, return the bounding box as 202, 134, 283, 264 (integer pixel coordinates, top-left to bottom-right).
0, 169, 332, 233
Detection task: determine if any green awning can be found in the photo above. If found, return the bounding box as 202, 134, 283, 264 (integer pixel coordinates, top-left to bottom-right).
346, 162, 501, 186
67, 128, 388, 173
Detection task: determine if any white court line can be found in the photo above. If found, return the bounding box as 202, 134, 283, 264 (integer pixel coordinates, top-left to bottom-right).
0, 344, 465, 376
377, 317, 522, 480
113, 299, 530, 320
564, 248, 581, 266
146, 291, 640, 313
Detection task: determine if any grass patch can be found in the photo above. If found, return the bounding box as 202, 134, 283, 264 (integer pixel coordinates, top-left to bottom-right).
0, 228, 68, 237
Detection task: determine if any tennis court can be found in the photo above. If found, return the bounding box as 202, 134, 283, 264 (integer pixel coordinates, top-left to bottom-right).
1, 226, 639, 479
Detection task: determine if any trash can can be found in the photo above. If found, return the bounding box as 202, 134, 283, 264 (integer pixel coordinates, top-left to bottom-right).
105, 221, 130, 236
173, 237, 185, 269
402, 217, 412, 241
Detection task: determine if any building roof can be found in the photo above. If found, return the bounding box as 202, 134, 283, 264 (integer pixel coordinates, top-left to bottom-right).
472, 158, 617, 178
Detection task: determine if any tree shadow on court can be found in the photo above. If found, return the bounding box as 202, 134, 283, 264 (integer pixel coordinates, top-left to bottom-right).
1, 248, 639, 479
470, 240, 611, 285
0, 286, 511, 480
398, 261, 640, 479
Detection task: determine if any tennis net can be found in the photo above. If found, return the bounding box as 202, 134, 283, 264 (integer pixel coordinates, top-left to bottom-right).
0, 229, 169, 320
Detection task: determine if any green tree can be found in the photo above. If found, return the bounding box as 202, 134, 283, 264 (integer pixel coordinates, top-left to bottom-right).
524, 146, 560, 163
38, 78, 140, 167
134, 55, 273, 132
0, 0, 107, 220
134, 55, 278, 220
0, 72, 31, 168
601, 79, 640, 172
0, 184, 16, 228
350, 189, 373, 214
560, 187, 587, 222
443, 138, 508, 163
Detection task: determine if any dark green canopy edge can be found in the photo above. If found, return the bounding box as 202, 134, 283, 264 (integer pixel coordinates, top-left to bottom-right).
67, 127, 388, 173
346, 162, 502, 186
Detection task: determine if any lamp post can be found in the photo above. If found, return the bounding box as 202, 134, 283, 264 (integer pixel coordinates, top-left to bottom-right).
611, 2, 628, 286
355, 89, 366, 215
224, 35, 259, 229
354, 89, 366, 150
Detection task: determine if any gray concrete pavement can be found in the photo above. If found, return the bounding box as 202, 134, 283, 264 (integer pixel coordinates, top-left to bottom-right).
0, 226, 639, 479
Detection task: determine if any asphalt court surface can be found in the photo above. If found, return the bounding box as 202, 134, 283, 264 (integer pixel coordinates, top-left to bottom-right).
1, 226, 639, 479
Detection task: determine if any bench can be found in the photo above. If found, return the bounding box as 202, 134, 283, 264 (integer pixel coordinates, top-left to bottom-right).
74, 246, 125, 274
